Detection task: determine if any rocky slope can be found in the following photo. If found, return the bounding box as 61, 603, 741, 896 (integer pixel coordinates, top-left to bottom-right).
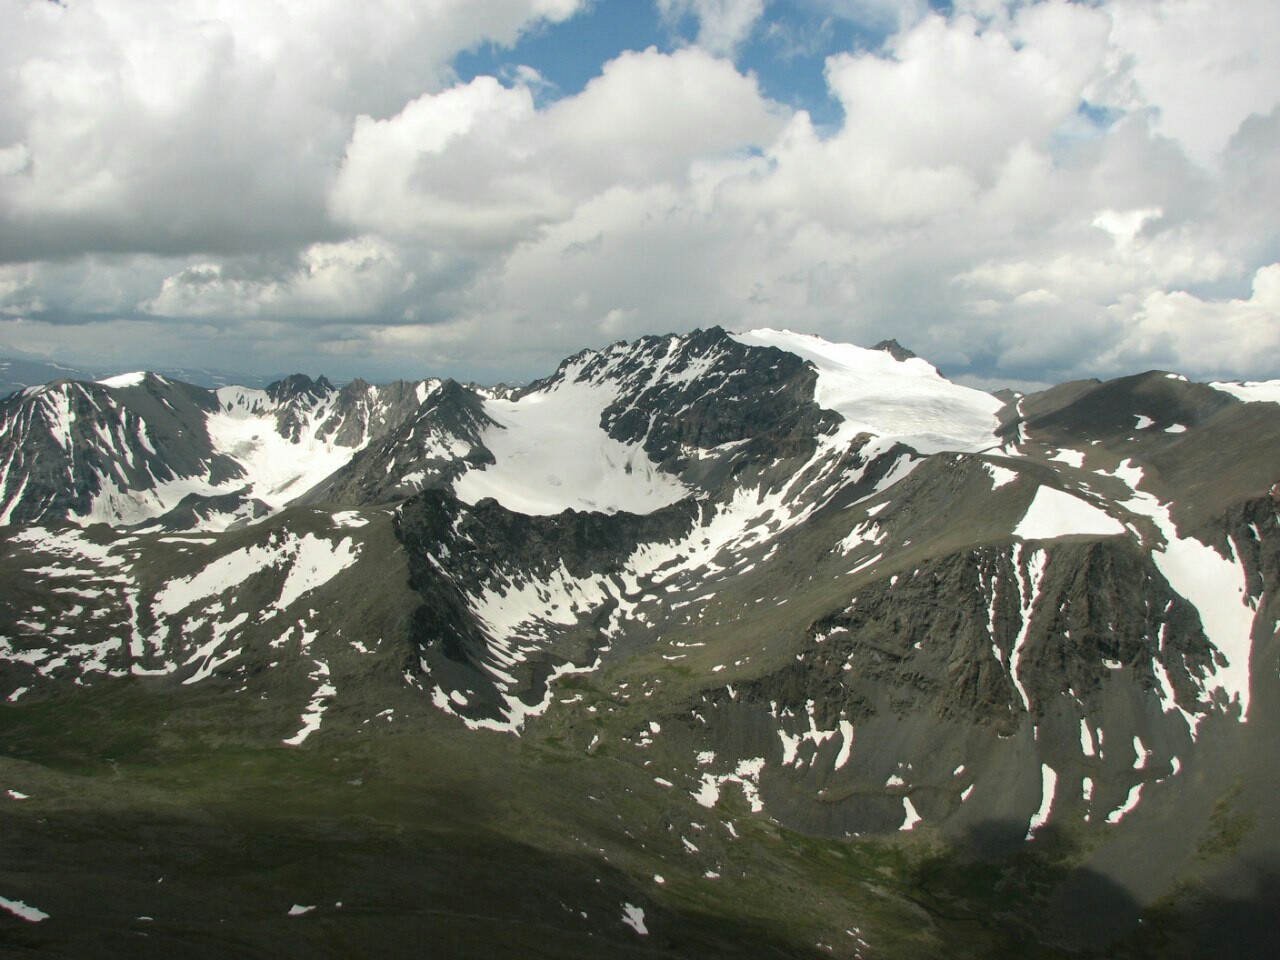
1, 328, 1278, 958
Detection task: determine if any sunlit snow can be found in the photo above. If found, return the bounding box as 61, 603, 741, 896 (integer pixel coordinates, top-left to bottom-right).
283, 659, 335, 746
1108, 460, 1256, 721
206, 389, 363, 509
1209, 380, 1280, 404
1105, 784, 1144, 824
453, 369, 688, 515
730, 329, 1002, 454
1026, 764, 1057, 838
621, 903, 648, 935
96, 371, 148, 388
985, 463, 1019, 488
0, 895, 48, 922
900, 796, 923, 831
1013, 487, 1126, 540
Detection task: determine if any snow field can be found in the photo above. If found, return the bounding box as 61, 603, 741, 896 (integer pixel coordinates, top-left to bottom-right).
453, 364, 689, 515
1209, 380, 1280, 404
206, 391, 365, 510
731, 329, 1003, 454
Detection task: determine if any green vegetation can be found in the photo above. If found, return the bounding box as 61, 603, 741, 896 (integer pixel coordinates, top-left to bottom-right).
0, 681, 1192, 960
1195, 782, 1252, 860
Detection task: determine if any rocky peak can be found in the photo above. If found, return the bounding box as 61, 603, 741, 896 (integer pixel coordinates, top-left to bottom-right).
871, 338, 918, 362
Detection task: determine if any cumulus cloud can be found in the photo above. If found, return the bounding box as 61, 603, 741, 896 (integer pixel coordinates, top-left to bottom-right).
1101, 264, 1280, 380
0, 0, 585, 261
0, 0, 1277, 387
1099, 0, 1280, 168
143, 238, 417, 321
330, 46, 784, 248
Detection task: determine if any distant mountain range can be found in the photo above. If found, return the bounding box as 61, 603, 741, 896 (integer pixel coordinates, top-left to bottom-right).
0, 355, 277, 398
1, 328, 1277, 959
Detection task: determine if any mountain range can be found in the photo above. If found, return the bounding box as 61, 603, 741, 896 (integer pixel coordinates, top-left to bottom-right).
2, 327, 1278, 959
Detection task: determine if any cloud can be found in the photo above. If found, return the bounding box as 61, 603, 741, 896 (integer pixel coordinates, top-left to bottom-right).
1098, 0, 1280, 168
330, 45, 784, 245
798, 0, 930, 32
0, 0, 586, 262
657, 0, 767, 56
1101, 264, 1280, 380
0, 0, 1277, 389
143, 238, 416, 321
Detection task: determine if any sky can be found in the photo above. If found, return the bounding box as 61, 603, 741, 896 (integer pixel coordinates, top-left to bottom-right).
1, 0, 1277, 389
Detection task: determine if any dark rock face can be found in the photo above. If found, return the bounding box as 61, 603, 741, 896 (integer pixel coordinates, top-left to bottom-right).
269, 374, 336, 441
303, 380, 498, 506
0, 370, 449, 527
510, 328, 841, 490
395, 488, 700, 728
871, 339, 918, 362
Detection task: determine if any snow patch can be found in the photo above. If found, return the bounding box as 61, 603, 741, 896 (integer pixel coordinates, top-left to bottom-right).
1026, 764, 1058, 838
1014, 487, 1125, 540
1007, 546, 1048, 712
0, 896, 48, 922
1209, 380, 1280, 404
1110, 460, 1256, 721
692, 757, 766, 812
282, 660, 335, 746
97, 371, 148, 388
1105, 784, 1144, 824
900, 796, 923, 831
985, 463, 1019, 488
621, 903, 648, 935
331, 511, 369, 528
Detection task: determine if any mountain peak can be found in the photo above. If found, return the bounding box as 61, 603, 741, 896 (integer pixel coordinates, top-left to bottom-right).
871, 338, 918, 362
267, 373, 334, 404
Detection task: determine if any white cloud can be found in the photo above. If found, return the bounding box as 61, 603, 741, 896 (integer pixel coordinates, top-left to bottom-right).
143, 238, 415, 321
330, 78, 553, 248
0, 0, 587, 261
330, 46, 784, 246
657, 0, 767, 56
1101, 264, 1280, 379
0, 0, 1277, 388
1100, 0, 1280, 168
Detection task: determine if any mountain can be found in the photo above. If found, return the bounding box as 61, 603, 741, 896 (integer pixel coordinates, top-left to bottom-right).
1, 327, 1278, 959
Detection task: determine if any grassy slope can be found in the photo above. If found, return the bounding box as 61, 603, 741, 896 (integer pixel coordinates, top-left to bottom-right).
13, 668, 1242, 959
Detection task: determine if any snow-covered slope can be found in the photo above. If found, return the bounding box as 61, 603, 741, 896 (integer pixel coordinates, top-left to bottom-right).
731, 328, 1003, 453
453, 360, 690, 515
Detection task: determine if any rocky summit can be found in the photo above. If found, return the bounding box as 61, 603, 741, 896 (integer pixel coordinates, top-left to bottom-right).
1, 327, 1278, 959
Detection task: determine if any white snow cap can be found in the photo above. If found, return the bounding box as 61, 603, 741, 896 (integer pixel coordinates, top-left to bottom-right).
96, 371, 148, 388
730, 329, 1003, 454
